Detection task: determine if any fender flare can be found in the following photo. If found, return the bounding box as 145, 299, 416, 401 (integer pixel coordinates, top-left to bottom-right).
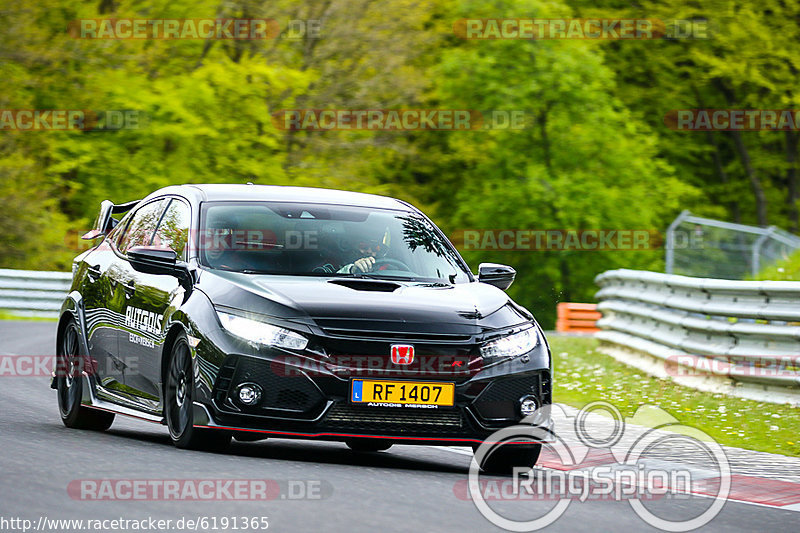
57, 291, 91, 368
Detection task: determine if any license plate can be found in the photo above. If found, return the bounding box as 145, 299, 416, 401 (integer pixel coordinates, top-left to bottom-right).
350, 380, 455, 407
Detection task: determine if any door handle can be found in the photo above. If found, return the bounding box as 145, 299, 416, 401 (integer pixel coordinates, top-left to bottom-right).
87, 265, 101, 281
122, 282, 136, 298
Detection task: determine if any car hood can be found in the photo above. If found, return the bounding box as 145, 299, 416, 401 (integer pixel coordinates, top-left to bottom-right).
198, 271, 531, 333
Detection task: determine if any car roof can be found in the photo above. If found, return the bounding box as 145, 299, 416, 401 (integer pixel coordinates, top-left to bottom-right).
148, 184, 413, 211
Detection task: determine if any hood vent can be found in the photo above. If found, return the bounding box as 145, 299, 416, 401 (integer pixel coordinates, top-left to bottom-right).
328, 279, 400, 292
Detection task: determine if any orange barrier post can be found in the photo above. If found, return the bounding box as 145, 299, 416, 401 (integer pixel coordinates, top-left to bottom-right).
556, 302, 601, 333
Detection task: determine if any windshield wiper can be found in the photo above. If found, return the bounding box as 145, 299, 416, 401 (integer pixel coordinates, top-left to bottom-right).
417, 281, 452, 287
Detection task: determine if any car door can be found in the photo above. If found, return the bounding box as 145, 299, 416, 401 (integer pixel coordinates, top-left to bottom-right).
80, 239, 124, 390
107, 198, 169, 401
119, 198, 191, 401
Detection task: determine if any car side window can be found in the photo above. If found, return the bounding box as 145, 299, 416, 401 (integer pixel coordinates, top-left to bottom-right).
117, 199, 168, 255
150, 200, 191, 260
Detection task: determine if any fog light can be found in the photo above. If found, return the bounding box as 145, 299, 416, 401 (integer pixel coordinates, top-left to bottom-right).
237, 383, 262, 406
519, 395, 539, 417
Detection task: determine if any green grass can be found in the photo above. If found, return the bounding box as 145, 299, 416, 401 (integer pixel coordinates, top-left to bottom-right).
0, 311, 57, 322
550, 336, 800, 457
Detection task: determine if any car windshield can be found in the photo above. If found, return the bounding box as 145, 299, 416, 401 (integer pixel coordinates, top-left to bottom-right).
198, 202, 471, 283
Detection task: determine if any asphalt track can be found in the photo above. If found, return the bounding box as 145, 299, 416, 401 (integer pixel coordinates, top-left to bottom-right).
0, 321, 796, 532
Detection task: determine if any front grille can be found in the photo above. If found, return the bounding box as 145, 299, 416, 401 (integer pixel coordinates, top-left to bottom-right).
320, 328, 473, 343
322, 403, 466, 434
276, 388, 311, 409
473, 374, 541, 421
478, 375, 541, 402
213, 356, 324, 414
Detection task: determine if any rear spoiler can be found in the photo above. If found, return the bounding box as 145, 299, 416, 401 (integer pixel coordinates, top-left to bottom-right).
81, 199, 141, 240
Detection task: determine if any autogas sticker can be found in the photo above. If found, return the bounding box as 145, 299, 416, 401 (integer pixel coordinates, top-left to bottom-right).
125, 306, 163, 347
125, 306, 162, 334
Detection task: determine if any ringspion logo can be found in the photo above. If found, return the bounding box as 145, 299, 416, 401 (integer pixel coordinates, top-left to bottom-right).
467, 402, 730, 531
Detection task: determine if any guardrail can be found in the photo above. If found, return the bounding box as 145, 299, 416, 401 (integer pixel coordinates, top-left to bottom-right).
594, 269, 800, 404
0, 269, 71, 318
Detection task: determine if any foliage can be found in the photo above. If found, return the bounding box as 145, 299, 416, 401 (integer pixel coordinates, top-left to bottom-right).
0, 0, 797, 326
753, 248, 800, 281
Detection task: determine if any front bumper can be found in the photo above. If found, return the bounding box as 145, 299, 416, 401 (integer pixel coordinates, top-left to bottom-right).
193, 352, 554, 445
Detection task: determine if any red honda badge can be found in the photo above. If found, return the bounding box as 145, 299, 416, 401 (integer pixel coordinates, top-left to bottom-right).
390, 345, 415, 365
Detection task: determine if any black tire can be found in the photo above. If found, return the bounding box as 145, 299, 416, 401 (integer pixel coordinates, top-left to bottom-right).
475, 442, 542, 476
345, 438, 393, 452
56, 318, 115, 431
164, 335, 231, 451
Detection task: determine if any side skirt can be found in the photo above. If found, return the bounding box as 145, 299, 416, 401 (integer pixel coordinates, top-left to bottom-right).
79, 373, 165, 425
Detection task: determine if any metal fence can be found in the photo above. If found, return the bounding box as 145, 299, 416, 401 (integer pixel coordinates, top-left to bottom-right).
665, 210, 800, 279
595, 269, 800, 402
0, 269, 72, 318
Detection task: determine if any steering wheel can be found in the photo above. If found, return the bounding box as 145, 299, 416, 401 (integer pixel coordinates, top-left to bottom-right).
372, 258, 412, 272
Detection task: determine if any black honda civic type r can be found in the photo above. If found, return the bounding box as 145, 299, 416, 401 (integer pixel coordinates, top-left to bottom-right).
54, 184, 552, 473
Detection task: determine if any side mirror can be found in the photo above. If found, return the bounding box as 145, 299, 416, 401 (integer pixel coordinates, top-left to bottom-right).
478, 263, 516, 291
128, 246, 195, 295
128, 246, 179, 276
128, 246, 195, 292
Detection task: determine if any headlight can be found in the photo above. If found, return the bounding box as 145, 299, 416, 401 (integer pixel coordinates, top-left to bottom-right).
216, 311, 309, 350
480, 326, 538, 359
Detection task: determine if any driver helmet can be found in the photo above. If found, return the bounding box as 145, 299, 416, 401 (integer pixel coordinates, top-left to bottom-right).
354, 226, 390, 259
204, 212, 239, 263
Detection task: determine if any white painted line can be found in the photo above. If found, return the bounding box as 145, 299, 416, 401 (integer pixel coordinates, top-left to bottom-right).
778, 502, 800, 512
438, 446, 474, 457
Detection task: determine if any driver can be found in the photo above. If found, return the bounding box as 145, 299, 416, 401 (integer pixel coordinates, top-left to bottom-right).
342, 235, 384, 273
313, 227, 389, 274
204, 213, 249, 271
